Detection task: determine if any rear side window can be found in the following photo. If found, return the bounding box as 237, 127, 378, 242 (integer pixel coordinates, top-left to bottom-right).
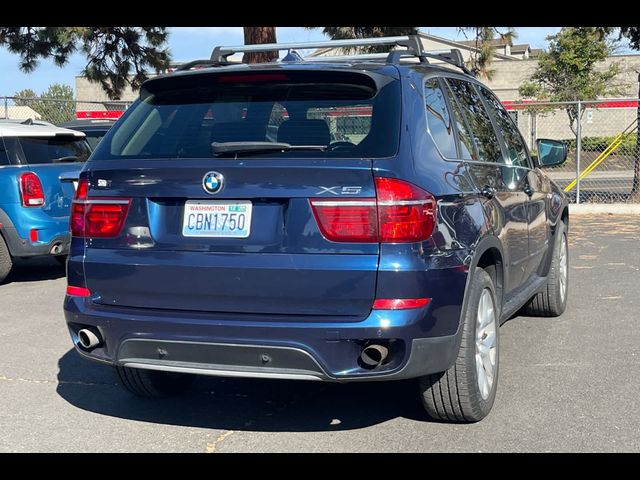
478, 86, 530, 169
9, 136, 91, 164
81, 130, 109, 150
0, 140, 9, 165
95, 70, 401, 160
446, 78, 502, 163
424, 79, 457, 158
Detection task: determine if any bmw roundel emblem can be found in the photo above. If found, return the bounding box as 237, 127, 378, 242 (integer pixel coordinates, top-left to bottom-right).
202, 171, 224, 195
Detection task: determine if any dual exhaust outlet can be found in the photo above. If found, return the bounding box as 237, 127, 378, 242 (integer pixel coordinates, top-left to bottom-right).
77, 328, 102, 350
359, 343, 389, 369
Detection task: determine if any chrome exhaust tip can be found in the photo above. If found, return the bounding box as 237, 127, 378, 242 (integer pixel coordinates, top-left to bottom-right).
360, 344, 389, 368
77, 328, 102, 350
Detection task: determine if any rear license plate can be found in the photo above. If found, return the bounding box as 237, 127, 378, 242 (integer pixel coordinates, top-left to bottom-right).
182, 200, 252, 238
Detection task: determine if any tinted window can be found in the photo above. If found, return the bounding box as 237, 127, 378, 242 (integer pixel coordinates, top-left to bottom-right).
0, 140, 9, 165
442, 82, 475, 160
424, 79, 456, 158
479, 86, 530, 169
446, 79, 502, 163
12, 137, 91, 164
81, 130, 110, 150
95, 70, 401, 160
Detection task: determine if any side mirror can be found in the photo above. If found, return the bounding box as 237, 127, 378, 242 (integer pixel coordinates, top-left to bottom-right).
536, 138, 567, 167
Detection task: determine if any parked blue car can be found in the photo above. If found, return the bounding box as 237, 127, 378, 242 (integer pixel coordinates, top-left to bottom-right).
63, 36, 569, 422
0, 119, 90, 282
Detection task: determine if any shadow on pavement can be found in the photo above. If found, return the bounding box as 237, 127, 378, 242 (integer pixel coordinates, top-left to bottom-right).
56, 348, 431, 432
1, 257, 65, 285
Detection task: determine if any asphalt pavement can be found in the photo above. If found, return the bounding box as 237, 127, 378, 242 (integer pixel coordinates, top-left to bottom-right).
1, 214, 639, 452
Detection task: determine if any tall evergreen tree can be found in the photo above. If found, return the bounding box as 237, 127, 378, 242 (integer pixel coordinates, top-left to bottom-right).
0, 27, 170, 100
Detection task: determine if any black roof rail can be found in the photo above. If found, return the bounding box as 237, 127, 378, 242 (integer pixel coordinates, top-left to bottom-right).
173, 59, 237, 72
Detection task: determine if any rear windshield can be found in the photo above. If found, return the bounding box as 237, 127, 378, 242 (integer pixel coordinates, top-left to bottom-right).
3, 136, 91, 165
93, 70, 401, 160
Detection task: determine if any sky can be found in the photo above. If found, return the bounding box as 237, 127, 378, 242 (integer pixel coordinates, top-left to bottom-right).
0, 27, 609, 98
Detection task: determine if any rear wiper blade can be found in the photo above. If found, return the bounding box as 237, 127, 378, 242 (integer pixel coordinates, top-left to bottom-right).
212, 141, 326, 157
51, 155, 83, 163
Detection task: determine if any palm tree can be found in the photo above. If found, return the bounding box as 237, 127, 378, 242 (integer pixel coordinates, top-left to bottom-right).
458, 27, 517, 80
307, 27, 418, 53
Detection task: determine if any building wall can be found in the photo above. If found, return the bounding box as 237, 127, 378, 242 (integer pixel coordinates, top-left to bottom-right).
75, 78, 140, 102
483, 55, 640, 101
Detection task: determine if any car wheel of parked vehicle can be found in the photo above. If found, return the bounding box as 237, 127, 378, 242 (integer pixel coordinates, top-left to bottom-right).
115, 366, 194, 397
524, 221, 568, 317
419, 267, 499, 422
0, 236, 13, 283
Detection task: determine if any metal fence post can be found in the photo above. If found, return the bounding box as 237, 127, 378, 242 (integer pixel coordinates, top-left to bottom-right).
576, 100, 582, 204
530, 110, 536, 150
3, 97, 7, 119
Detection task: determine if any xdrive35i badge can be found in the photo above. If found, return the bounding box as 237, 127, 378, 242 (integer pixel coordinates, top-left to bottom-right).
202, 171, 224, 194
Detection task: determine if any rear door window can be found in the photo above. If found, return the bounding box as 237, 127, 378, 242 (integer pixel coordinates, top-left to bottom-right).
10, 136, 91, 164
445, 78, 502, 163
97, 70, 401, 160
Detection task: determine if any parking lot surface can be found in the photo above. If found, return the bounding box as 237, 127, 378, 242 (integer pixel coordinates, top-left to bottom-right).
1, 214, 639, 452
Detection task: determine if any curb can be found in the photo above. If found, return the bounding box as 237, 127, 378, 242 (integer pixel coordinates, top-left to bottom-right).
569, 203, 640, 215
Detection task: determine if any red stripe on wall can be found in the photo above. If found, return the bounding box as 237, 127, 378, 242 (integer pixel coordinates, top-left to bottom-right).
502, 100, 638, 111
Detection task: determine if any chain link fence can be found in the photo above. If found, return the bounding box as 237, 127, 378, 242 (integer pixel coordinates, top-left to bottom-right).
1, 97, 131, 125
509, 99, 640, 203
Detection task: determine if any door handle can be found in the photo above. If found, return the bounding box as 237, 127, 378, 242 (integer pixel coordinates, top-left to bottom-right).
481, 185, 496, 199
523, 185, 534, 197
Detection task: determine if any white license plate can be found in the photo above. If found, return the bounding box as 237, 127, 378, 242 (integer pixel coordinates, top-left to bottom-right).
182, 200, 252, 238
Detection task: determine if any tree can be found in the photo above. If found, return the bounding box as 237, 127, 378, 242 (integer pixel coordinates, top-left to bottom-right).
610, 27, 640, 197
518, 27, 623, 135
309, 27, 418, 53
242, 27, 277, 63
457, 27, 517, 80
0, 27, 170, 100
14, 83, 75, 123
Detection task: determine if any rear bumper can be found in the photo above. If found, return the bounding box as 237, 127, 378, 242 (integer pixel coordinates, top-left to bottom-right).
0, 207, 70, 258
64, 294, 464, 382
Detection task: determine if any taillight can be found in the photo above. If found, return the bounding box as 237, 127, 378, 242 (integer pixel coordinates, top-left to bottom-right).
375, 178, 436, 243
309, 199, 377, 242
70, 178, 131, 238
19, 172, 45, 207
309, 178, 436, 243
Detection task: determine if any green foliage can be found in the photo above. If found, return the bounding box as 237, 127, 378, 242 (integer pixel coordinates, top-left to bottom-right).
13, 83, 75, 123
307, 27, 418, 53
518, 27, 623, 134
457, 27, 517, 80
563, 134, 638, 153
0, 27, 170, 100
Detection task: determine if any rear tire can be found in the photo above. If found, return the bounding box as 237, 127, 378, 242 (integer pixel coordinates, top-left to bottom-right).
115, 366, 194, 398
524, 221, 568, 317
418, 267, 500, 423
0, 236, 13, 283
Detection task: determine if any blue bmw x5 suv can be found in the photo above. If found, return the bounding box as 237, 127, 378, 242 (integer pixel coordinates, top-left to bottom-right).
63, 36, 569, 422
